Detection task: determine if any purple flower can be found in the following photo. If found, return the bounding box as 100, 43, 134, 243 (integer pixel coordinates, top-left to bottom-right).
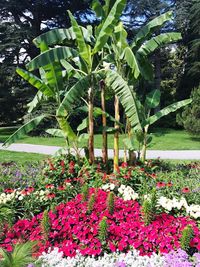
116, 261, 126, 267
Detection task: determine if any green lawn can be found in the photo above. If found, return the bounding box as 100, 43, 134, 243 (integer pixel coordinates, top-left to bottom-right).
0, 127, 200, 150
0, 150, 47, 164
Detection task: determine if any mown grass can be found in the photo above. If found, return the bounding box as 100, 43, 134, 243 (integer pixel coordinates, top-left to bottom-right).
0, 150, 48, 164
0, 126, 200, 150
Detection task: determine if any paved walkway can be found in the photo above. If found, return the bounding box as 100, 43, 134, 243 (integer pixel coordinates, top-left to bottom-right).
0, 143, 200, 159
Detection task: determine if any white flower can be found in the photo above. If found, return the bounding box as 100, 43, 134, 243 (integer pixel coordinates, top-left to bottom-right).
18, 195, 23, 201
109, 184, 115, 190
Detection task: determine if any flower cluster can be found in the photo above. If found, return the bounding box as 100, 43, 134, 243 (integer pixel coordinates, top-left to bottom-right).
36, 247, 200, 267
1, 189, 200, 257
37, 247, 164, 267
101, 183, 138, 201
118, 184, 138, 201
157, 196, 200, 219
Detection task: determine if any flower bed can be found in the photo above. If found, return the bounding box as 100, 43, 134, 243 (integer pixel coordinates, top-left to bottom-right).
1, 189, 200, 258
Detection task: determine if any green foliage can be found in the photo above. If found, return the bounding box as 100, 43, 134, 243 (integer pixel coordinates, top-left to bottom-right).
98, 216, 108, 243
105, 70, 142, 131
107, 191, 115, 214
87, 193, 95, 214
180, 225, 194, 252
142, 99, 192, 127
142, 189, 157, 225
0, 205, 14, 227
81, 183, 89, 201
3, 115, 47, 146
142, 199, 152, 226
41, 210, 50, 240
177, 87, 200, 135
0, 242, 36, 267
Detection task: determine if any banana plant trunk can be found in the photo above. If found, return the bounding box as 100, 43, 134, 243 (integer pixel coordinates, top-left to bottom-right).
100, 80, 108, 164
141, 125, 149, 162
127, 119, 136, 165
88, 87, 95, 164
114, 95, 120, 172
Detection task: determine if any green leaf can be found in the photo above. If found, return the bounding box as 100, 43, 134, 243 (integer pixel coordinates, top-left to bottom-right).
16, 67, 54, 97
26, 47, 78, 71
114, 22, 128, 52
78, 133, 89, 143
145, 89, 161, 109
68, 10, 91, 67
33, 27, 93, 48
77, 118, 88, 131
27, 91, 45, 113
143, 99, 192, 127
60, 59, 82, 79
131, 11, 173, 49
3, 115, 47, 146
123, 137, 135, 151
46, 128, 65, 137
93, 0, 126, 54
57, 117, 76, 141
57, 74, 91, 117
137, 32, 182, 56
105, 70, 142, 130
91, 0, 105, 18
136, 54, 154, 81
124, 47, 140, 79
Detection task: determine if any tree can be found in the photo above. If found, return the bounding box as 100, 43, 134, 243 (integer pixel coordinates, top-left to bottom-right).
0, 0, 93, 125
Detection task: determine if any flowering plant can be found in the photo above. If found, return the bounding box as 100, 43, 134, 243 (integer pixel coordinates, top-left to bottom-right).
1, 189, 199, 257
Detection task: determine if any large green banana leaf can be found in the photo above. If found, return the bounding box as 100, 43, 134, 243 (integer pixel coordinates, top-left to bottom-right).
3, 115, 47, 146
60, 59, 82, 79
145, 89, 161, 109
93, 0, 126, 54
26, 47, 78, 71
124, 47, 140, 79
16, 68, 54, 97
137, 32, 182, 56
27, 91, 45, 113
142, 99, 192, 127
105, 70, 142, 130
56, 117, 76, 140
46, 128, 65, 138
57, 75, 91, 117
131, 11, 173, 49
68, 10, 91, 67
33, 27, 93, 48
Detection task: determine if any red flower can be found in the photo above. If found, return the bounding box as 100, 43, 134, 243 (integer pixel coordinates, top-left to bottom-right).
58, 185, 66, 191
45, 184, 54, 189
150, 173, 157, 179
4, 188, 14, 193
47, 193, 56, 199
121, 162, 128, 168
156, 182, 166, 188
166, 182, 173, 187
182, 187, 190, 193
60, 160, 65, 167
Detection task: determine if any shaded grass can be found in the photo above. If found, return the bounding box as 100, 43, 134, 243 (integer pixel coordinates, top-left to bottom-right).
0, 127, 200, 150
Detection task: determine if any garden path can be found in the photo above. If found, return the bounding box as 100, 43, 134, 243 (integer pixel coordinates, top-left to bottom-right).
0, 143, 200, 159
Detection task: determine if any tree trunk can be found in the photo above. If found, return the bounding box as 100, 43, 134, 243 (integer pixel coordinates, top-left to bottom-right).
88, 87, 95, 164
154, 48, 161, 113
141, 126, 148, 162
114, 96, 120, 172
100, 80, 108, 164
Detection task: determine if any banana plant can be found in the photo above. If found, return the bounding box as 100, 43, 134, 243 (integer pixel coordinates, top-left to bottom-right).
100, 10, 182, 167
17, 0, 127, 165
137, 89, 192, 161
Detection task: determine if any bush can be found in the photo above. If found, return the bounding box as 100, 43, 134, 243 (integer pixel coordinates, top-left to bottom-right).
177, 86, 200, 135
